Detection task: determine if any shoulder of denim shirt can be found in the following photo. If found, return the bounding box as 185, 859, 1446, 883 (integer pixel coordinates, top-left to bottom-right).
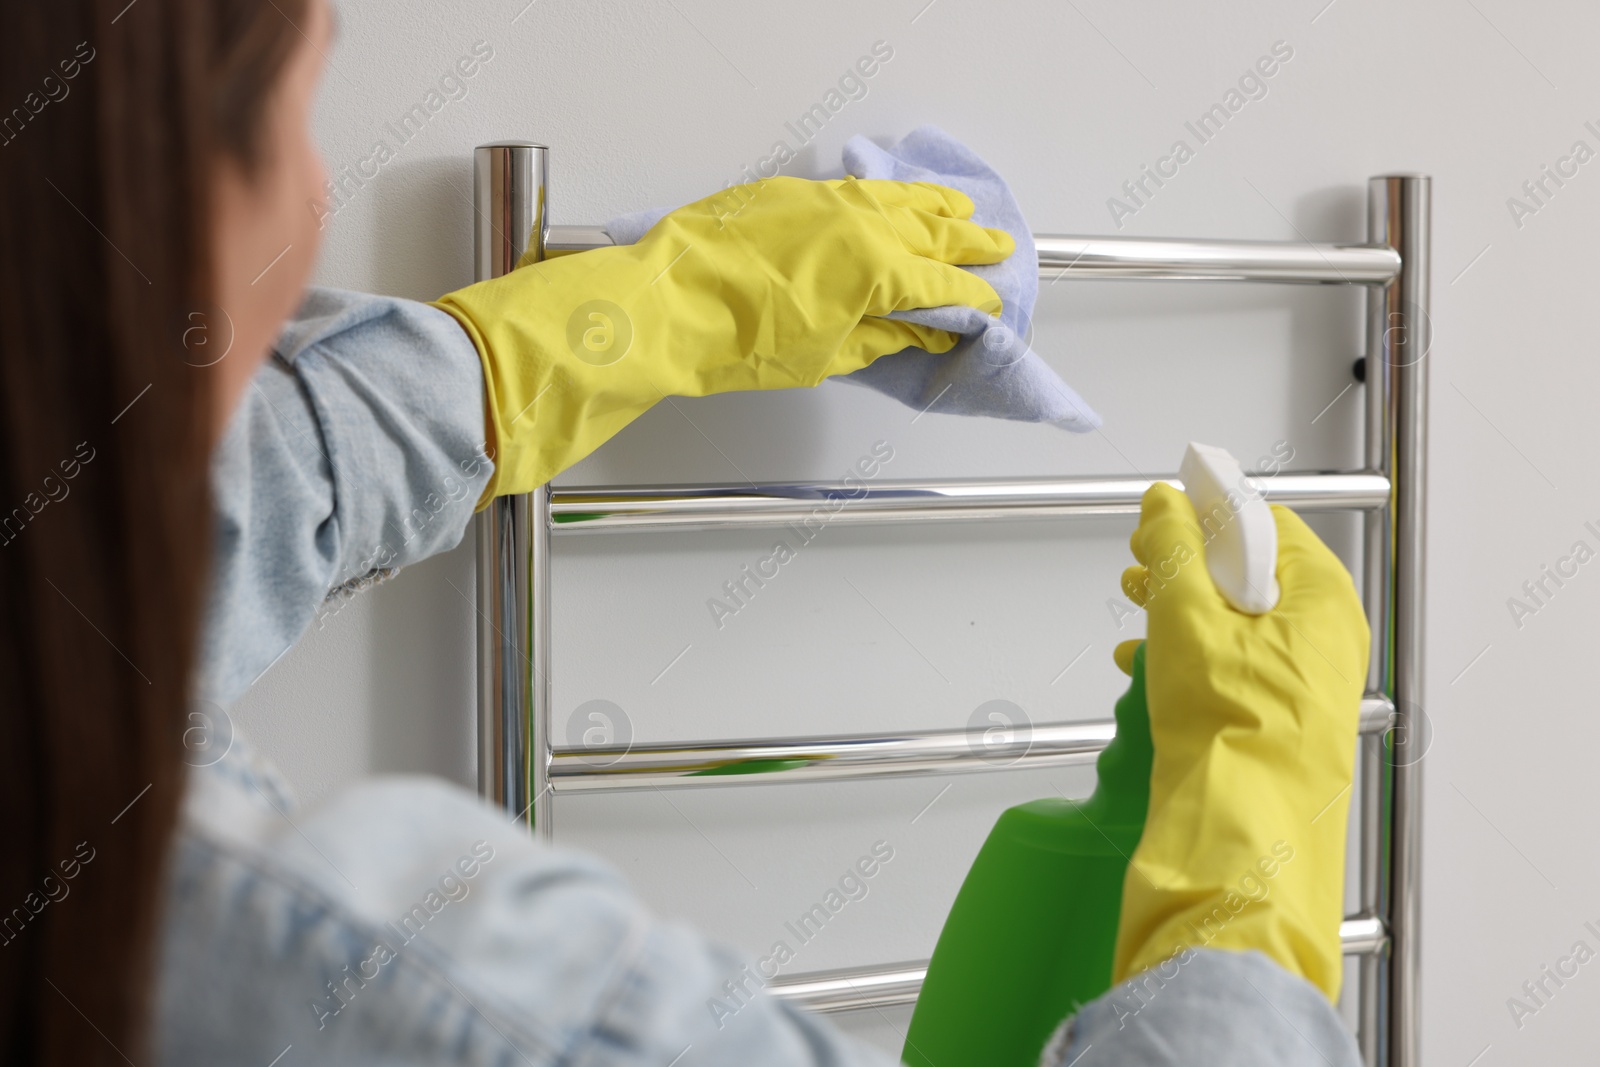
165, 756, 649, 1064
187, 720, 300, 820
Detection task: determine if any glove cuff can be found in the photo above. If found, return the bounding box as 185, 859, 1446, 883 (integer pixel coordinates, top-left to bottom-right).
428, 296, 507, 509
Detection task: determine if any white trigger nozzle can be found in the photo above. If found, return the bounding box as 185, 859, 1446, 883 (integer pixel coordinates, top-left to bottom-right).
1179, 442, 1279, 615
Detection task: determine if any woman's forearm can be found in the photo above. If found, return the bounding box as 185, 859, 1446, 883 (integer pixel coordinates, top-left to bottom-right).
197, 286, 493, 706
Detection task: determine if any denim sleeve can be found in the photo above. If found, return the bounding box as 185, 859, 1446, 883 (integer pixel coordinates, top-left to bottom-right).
196, 287, 493, 706
1040, 948, 1363, 1067
157, 742, 906, 1067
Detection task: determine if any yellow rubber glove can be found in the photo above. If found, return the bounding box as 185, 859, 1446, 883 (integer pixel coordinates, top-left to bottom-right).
1110, 483, 1370, 1002
431, 176, 1013, 506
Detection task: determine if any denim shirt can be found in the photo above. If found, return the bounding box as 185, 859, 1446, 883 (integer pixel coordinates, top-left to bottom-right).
155, 287, 1362, 1067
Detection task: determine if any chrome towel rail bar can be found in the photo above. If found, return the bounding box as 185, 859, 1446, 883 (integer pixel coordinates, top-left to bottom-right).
774, 916, 1393, 1014
548, 696, 1397, 794
548, 223, 1403, 286
546, 472, 1391, 533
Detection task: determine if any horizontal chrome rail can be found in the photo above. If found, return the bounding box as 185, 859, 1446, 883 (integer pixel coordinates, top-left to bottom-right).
1035, 235, 1400, 284
548, 697, 1395, 793
771, 916, 1390, 1013
550, 472, 1391, 534
768, 962, 927, 1013
546, 225, 1401, 286
547, 224, 613, 253
1338, 914, 1390, 957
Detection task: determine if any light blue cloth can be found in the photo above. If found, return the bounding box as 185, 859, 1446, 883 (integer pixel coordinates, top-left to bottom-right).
604, 125, 1101, 430
162, 287, 1356, 1066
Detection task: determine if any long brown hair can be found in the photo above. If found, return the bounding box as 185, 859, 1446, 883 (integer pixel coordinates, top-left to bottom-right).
0, 0, 305, 1061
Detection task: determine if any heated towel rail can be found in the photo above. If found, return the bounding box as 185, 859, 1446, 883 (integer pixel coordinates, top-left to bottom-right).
470, 141, 1428, 1067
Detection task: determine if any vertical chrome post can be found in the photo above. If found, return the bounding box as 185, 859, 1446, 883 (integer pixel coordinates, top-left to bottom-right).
474, 142, 555, 841
1357, 182, 1393, 1067
1365, 175, 1430, 1067
1355, 740, 1385, 1065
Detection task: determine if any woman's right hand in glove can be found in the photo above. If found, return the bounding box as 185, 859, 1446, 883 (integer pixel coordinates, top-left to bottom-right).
1111, 483, 1371, 1002
432, 176, 1014, 504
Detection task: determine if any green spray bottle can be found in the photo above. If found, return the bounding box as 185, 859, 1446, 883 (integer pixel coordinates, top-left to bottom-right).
903, 444, 1279, 1067
900, 642, 1152, 1067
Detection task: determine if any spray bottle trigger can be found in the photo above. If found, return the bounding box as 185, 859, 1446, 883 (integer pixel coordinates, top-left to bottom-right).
1178, 442, 1279, 615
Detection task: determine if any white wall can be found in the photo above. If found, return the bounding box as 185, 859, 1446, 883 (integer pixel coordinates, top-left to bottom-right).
232, 0, 1600, 1060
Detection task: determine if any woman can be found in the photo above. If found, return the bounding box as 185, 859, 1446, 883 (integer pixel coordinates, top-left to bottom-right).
1, 1, 1370, 1064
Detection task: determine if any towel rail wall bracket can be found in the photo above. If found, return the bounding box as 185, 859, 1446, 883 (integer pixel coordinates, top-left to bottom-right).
469, 142, 1427, 1067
